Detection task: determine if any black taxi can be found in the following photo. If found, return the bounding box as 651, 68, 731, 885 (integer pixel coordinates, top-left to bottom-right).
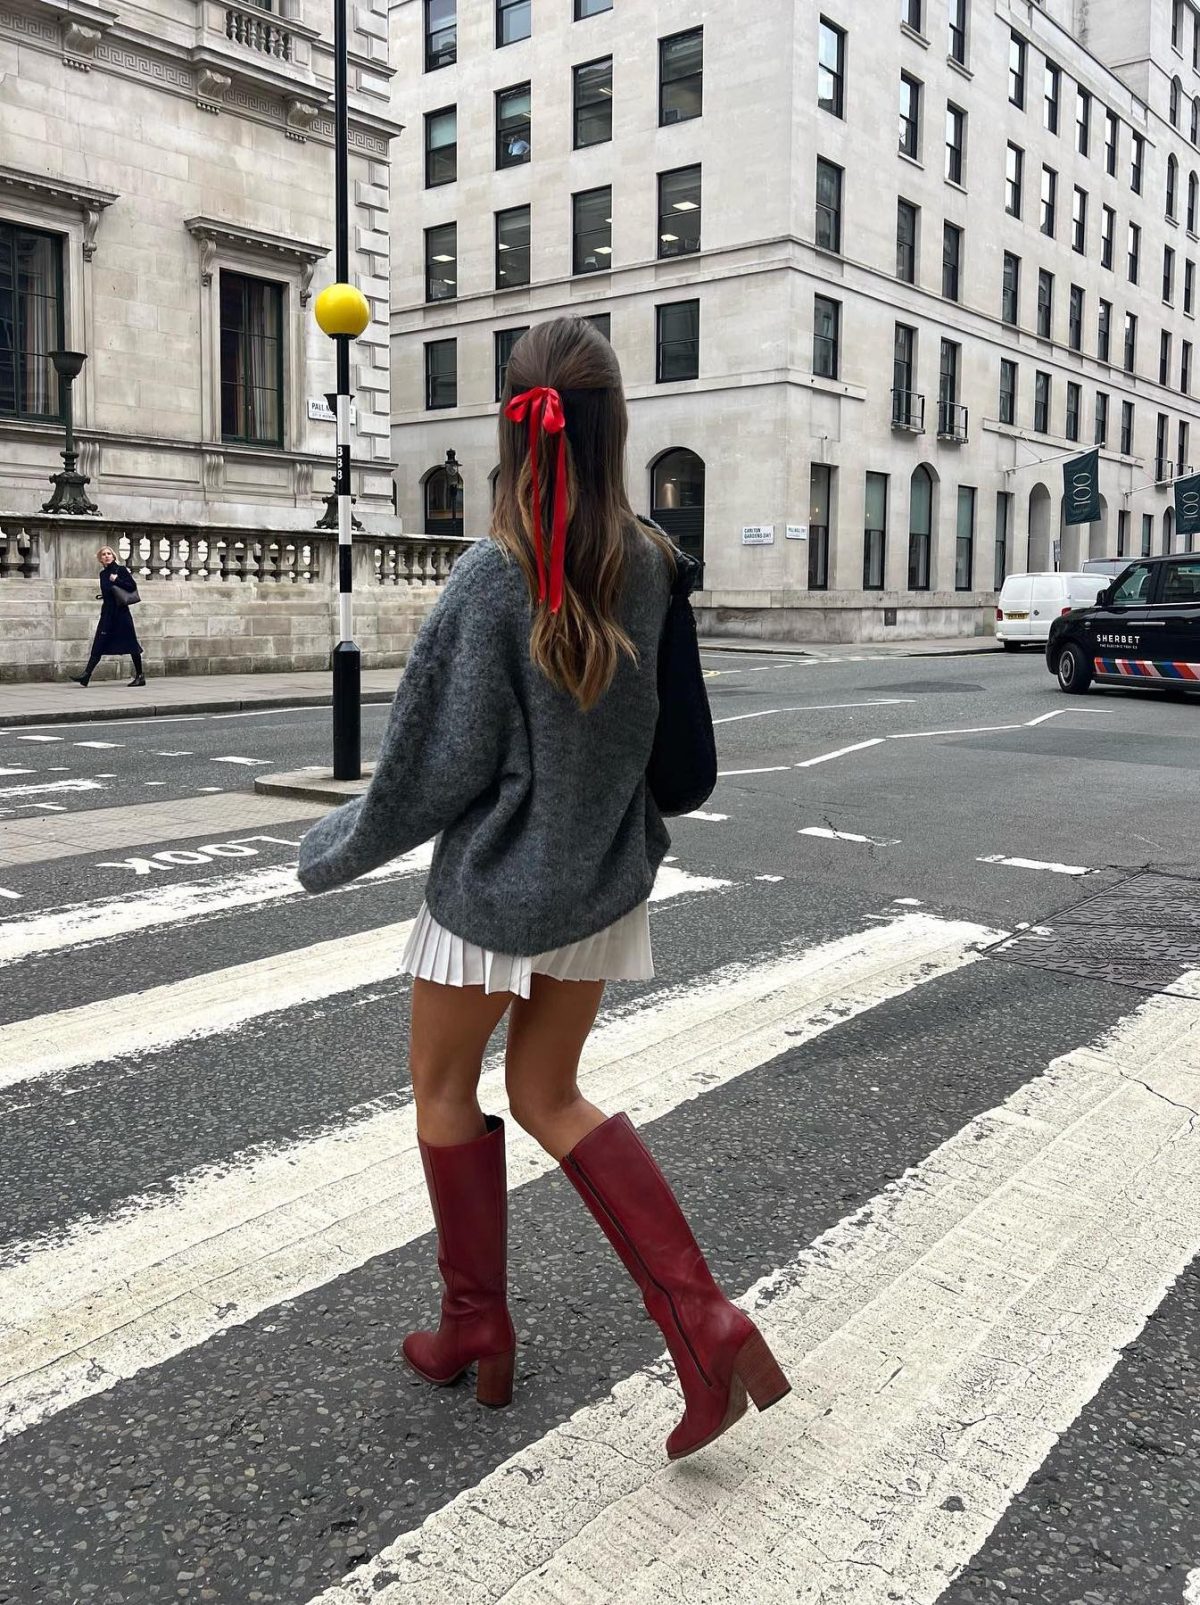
1046, 553, 1200, 695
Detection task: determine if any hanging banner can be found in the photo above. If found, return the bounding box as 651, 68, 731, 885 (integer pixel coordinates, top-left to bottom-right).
1062, 448, 1102, 526
1174, 470, 1200, 536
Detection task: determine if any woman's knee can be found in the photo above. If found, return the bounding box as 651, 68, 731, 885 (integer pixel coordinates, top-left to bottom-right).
504, 1072, 579, 1138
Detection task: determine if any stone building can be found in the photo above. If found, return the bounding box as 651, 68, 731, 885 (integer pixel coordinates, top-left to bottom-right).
0, 0, 399, 526
386, 0, 1200, 642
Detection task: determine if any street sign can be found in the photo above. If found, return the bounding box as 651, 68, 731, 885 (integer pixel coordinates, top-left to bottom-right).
741, 525, 775, 545
785, 523, 809, 541
307, 396, 358, 424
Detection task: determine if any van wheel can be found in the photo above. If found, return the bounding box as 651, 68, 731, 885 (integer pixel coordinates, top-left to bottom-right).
1056, 643, 1093, 694
1002, 641, 1022, 652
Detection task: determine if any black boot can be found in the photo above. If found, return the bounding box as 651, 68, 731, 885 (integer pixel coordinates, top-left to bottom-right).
129, 674, 146, 687
73, 676, 90, 687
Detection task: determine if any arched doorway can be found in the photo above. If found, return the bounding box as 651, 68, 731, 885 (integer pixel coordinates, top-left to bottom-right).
650, 449, 705, 579
423, 464, 463, 537
907, 464, 934, 591
1027, 483, 1051, 570
1163, 506, 1176, 554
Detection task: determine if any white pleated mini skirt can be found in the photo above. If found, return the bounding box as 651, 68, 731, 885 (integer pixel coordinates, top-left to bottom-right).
401, 899, 654, 999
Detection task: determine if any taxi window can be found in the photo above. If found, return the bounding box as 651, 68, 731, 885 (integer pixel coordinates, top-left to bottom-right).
1161, 561, 1200, 602
1109, 565, 1154, 606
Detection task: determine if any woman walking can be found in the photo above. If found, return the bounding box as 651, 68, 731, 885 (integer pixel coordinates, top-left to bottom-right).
298, 318, 788, 1459
75, 546, 146, 687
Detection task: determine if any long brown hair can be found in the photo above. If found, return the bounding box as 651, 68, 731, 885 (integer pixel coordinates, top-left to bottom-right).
491, 317, 673, 711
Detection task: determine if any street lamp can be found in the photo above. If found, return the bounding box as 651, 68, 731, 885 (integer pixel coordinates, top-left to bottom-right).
42, 350, 99, 516
443, 448, 462, 534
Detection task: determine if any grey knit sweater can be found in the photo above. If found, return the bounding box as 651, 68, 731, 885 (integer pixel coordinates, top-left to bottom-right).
297, 528, 673, 953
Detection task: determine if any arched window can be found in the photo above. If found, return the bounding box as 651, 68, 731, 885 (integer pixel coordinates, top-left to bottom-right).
908, 465, 933, 591
423, 465, 463, 537
1192, 95, 1200, 146
1168, 153, 1179, 218
650, 449, 706, 579
1163, 505, 1176, 555
1189, 172, 1198, 232
1171, 76, 1183, 128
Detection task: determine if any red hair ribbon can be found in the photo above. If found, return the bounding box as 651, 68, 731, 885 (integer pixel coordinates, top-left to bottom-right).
504, 385, 568, 613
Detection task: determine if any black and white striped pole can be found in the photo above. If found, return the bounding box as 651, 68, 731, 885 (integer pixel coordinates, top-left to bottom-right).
313, 0, 369, 780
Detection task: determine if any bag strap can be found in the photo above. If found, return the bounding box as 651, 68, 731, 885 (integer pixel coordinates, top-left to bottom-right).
635, 516, 699, 600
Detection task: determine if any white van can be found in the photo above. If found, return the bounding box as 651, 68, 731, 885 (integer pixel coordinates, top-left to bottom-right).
995, 572, 1107, 648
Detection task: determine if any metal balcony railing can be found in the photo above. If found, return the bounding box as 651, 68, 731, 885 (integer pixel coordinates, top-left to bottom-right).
891, 388, 925, 432
937, 401, 969, 442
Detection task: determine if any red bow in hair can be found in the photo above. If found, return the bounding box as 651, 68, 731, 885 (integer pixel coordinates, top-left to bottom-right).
504, 385, 568, 613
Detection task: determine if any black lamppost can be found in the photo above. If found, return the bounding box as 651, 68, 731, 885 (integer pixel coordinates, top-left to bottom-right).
315, 387, 363, 532
42, 351, 99, 516
444, 448, 462, 534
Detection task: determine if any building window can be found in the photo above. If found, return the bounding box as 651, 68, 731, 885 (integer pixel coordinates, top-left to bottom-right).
864, 471, 887, 590
1174, 0, 1184, 50
1095, 390, 1109, 446
813, 293, 840, 378
1033, 369, 1051, 433
1098, 298, 1112, 362
659, 165, 701, 257
1128, 221, 1141, 283
1041, 166, 1057, 235
809, 464, 832, 592
584, 312, 611, 339
1124, 311, 1138, 372
1076, 86, 1091, 155
0, 222, 63, 423
1189, 172, 1198, 232
425, 106, 457, 187
425, 222, 457, 301
942, 220, 962, 300
1168, 154, 1179, 220
575, 0, 610, 15
1072, 186, 1087, 253
909, 464, 933, 590
948, 0, 966, 65
573, 186, 611, 273
1117, 508, 1130, 557
424, 0, 455, 71
1009, 32, 1026, 108
1161, 329, 1173, 386
1183, 338, 1192, 393
494, 325, 527, 401
1005, 143, 1023, 216
815, 157, 843, 252
1157, 412, 1170, 482
1002, 251, 1020, 325
1100, 204, 1114, 269
1037, 269, 1054, 339
1140, 513, 1153, 555
219, 272, 283, 446
938, 337, 961, 433
1172, 76, 1183, 129
1105, 108, 1119, 175
945, 103, 966, 184
1044, 61, 1060, 133
1069, 283, 1084, 350
893, 322, 918, 426
995, 492, 1011, 589
656, 299, 699, 382
955, 485, 975, 591
899, 73, 921, 159
424, 337, 456, 409
897, 199, 918, 283
496, 0, 530, 48
660, 27, 702, 124
573, 56, 613, 147
1120, 399, 1134, 454
818, 17, 845, 117
1166, 244, 1177, 304
1188, 259, 1197, 314
1193, 97, 1200, 147
495, 205, 530, 289
1066, 380, 1081, 441
999, 357, 1017, 425
425, 462, 463, 535
1180, 418, 1190, 474
1131, 132, 1144, 194
496, 83, 531, 166
901, 0, 921, 30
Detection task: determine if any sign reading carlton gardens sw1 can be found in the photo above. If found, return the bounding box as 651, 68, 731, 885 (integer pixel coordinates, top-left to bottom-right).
1174, 470, 1200, 536
741, 525, 775, 545
1062, 448, 1102, 527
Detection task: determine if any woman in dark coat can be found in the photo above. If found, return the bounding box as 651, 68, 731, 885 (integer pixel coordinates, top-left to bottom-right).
75, 546, 146, 687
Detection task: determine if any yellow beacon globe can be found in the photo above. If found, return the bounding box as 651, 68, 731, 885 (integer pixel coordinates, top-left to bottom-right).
314, 283, 371, 339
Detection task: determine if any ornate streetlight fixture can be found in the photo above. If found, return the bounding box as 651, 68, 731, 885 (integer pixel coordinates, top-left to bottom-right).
42, 350, 99, 515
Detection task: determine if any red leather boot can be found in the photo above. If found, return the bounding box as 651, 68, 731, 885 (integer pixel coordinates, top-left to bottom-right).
562, 1112, 789, 1459
402, 1114, 516, 1407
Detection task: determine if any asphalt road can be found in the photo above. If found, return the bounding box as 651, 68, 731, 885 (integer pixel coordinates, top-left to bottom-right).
0, 647, 1198, 1605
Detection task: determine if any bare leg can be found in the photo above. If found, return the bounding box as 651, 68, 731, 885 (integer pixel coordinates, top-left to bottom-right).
504, 975, 608, 1159
409, 978, 513, 1146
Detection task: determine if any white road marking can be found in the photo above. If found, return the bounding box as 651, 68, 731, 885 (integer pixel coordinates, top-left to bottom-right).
717, 766, 790, 776
28, 803, 67, 812
210, 755, 270, 766
977, 853, 1093, 876
14, 735, 62, 743
0, 779, 102, 800
756, 874, 784, 882
0, 913, 995, 1443
0, 888, 21, 901
800, 826, 899, 847
196, 786, 224, 793
893, 896, 923, 906
318, 981, 1200, 1605
72, 741, 122, 749
1184, 1569, 1200, 1604
685, 810, 729, 822
0, 768, 33, 776
890, 722, 1024, 740
713, 699, 914, 727
143, 781, 167, 787
154, 750, 193, 757
795, 738, 885, 768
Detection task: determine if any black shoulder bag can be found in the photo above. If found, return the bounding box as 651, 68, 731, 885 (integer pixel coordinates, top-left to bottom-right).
643, 529, 717, 817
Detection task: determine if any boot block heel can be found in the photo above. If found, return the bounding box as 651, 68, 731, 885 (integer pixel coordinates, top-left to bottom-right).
733, 1329, 790, 1412
476, 1348, 515, 1408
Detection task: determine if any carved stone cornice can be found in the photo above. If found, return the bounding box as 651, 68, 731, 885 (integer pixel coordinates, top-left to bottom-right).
0, 165, 118, 259
185, 215, 328, 302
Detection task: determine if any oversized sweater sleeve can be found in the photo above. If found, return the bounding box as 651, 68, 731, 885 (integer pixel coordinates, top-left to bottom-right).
297, 549, 516, 894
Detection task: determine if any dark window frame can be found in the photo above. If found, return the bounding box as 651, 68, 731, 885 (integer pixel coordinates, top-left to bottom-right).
1120, 398, 1134, 454
955, 484, 975, 592
815, 156, 843, 252
424, 0, 456, 72
897, 198, 918, 283
948, 0, 966, 64
1098, 298, 1112, 362
1033, 368, 1051, 433
495, 204, 530, 290
424, 336, 457, 410
942, 220, 962, 300
655, 299, 699, 383
1005, 142, 1023, 217
495, 82, 532, 168
424, 104, 457, 188
0, 220, 65, 424
946, 102, 966, 185
1044, 59, 1061, 133
1037, 268, 1054, 339
899, 72, 921, 159
999, 357, 1017, 425
863, 470, 888, 591
572, 184, 612, 274
1069, 283, 1084, 350
813, 293, 841, 379
424, 221, 457, 302
818, 16, 845, 117
1041, 164, 1057, 236
219, 269, 284, 448
1095, 390, 1110, 446
658, 164, 702, 259
494, 325, 528, 402
1002, 250, 1020, 325
573, 54, 613, 148
1065, 380, 1081, 441
1009, 31, 1026, 109
1072, 185, 1087, 253
659, 27, 703, 125
496, 0, 531, 49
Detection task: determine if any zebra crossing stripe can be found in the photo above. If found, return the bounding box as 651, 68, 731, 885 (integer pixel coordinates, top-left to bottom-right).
0, 913, 993, 1443
312, 978, 1200, 1605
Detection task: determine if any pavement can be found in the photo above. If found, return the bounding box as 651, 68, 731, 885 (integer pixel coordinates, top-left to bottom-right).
1, 645, 1198, 1605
